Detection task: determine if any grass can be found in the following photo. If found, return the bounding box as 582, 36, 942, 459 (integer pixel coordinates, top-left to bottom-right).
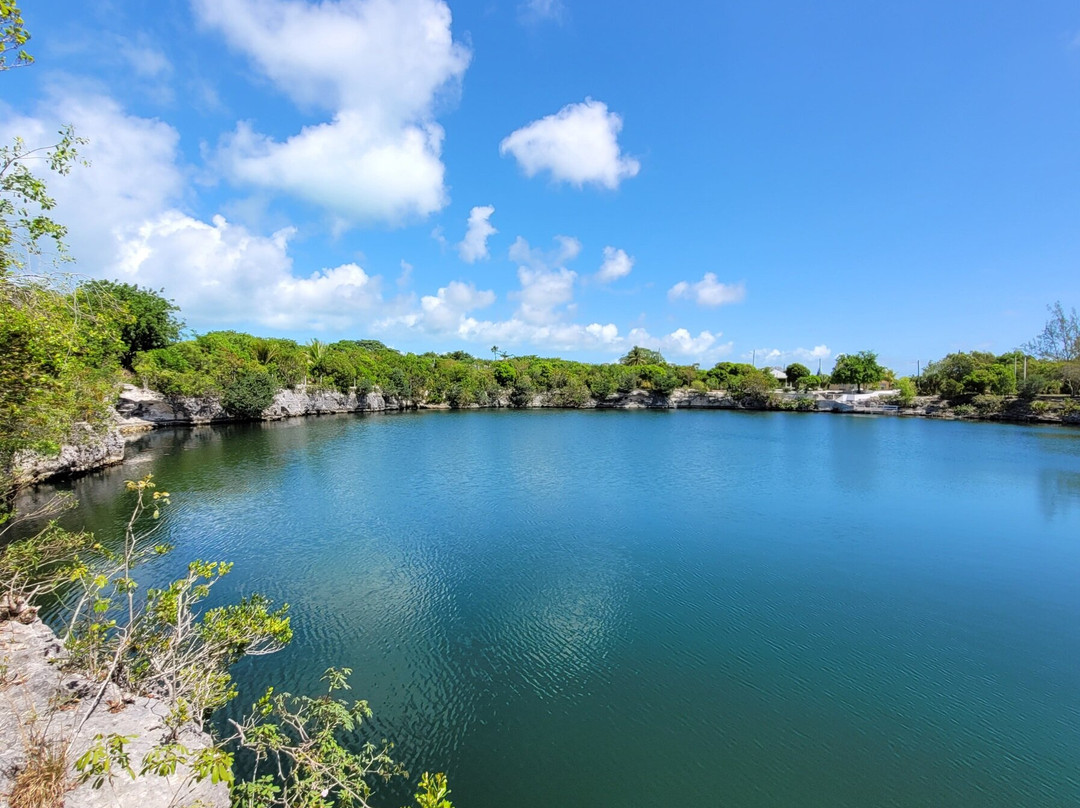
8, 741, 72, 808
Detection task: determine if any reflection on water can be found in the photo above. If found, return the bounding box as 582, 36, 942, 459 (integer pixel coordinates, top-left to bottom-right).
1039, 468, 1080, 519
13, 410, 1080, 808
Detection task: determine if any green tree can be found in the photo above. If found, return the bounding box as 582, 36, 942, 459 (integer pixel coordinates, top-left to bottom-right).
895, 377, 916, 407
620, 346, 665, 366
830, 351, 885, 392
82, 280, 184, 370
221, 367, 276, 419
784, 363, 811, 387
306, 339, 327, 385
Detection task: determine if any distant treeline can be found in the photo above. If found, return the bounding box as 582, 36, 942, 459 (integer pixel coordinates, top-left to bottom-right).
3, 277, 1079, 469
133, 333, 789, 411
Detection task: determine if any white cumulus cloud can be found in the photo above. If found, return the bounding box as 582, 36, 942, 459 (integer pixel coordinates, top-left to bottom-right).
418, 281, 496, 332
219, 115, 448, 223
596, 246, 633, 283
626, 328, 733, 360
0, 88, 185, 274
457, 205, 497, 263
195, 0, 470, 225
500, 99, 640, 189
668, 273, 746, 307
115, 212, 388, 330
0, 89, 403, 332
507, 236, 582, 325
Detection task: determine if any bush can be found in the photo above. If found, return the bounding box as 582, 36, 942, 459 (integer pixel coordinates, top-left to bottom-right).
509, 376, 535, 407
549, 380, 591, 407
895, 377, 916, 407
221, 368, 276, 419
972, 394, 1004, 415
1018, 375, 1052, 399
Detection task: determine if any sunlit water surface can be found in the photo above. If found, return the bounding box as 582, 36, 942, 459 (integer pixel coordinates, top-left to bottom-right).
20, 410, 1080, 807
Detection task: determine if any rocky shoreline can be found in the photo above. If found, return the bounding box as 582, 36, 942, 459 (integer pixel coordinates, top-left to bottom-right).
0, 614, 229, 808
11, 384, 1079, 486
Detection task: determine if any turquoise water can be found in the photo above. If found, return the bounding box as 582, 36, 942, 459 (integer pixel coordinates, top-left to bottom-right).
22, 410, 1080, 806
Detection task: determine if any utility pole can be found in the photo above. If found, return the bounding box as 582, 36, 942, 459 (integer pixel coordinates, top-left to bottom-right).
752, 349, 756, 367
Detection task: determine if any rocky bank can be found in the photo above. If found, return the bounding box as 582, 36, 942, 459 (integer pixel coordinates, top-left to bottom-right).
11, 384, 1079, 487
0, 613, 229, 808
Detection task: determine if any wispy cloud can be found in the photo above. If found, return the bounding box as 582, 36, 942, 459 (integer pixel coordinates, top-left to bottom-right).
518, 0, 566, 25
668, 273, 746, 307
742, 346, 832, 367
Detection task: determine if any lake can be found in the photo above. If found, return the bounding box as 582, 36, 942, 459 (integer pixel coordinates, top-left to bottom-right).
19, 410, 1080, 807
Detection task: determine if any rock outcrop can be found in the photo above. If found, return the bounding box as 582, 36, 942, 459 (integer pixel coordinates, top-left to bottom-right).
114, 385, 411, 428
10, 424, 126, 486
0, 616, 229, 808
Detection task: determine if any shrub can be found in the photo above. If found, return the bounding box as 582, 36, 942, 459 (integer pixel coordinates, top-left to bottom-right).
509, 376, 535, 407
895, 377, 916, 407
549, 380, 591, 407
221, 368, 276, 419
972, 394, 1004, 415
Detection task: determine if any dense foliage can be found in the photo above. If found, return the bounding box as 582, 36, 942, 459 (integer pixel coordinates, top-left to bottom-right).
0, 279, 125, 460
81, 280, 184, 369
830, 351, 885, 392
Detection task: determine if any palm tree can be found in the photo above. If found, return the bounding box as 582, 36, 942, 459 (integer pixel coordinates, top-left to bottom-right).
254, 340, 279, 366
620, 346, 664, 366
306, 339, 327, 386
491, 345, 499, 361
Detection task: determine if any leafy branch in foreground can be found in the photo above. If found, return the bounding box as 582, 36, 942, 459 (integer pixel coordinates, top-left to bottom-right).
0, 1, 32, 70
227, 667, 406, 808
1, 478, 455, 808
0, 126, 87, 273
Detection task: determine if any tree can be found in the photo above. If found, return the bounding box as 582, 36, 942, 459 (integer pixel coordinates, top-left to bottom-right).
830, 351, 885, 392
305, 339, 327, 385
1, 127, 86, 274
785, 363, 811, 387
82, 280, 184, 370
1024, 301, 1080, 361
620, 346, 665, 366
0, 1, 32, 70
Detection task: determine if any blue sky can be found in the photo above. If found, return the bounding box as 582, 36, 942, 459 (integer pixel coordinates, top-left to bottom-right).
3, 0, 1079, 373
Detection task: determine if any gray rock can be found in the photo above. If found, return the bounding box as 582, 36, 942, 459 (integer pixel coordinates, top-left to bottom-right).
10, 425, 126, 486
0, 618, 229, 808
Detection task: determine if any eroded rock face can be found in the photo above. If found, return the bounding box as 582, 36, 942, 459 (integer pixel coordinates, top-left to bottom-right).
116, 385, 411, 425
115, 386, 227, 427
0, 618, 230, 808
10, 425, 126, 486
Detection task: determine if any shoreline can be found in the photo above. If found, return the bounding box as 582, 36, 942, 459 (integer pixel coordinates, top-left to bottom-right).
12, 385, 1079, 487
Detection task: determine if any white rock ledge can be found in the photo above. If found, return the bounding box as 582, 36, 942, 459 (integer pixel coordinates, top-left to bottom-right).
0, 617, 229, 808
